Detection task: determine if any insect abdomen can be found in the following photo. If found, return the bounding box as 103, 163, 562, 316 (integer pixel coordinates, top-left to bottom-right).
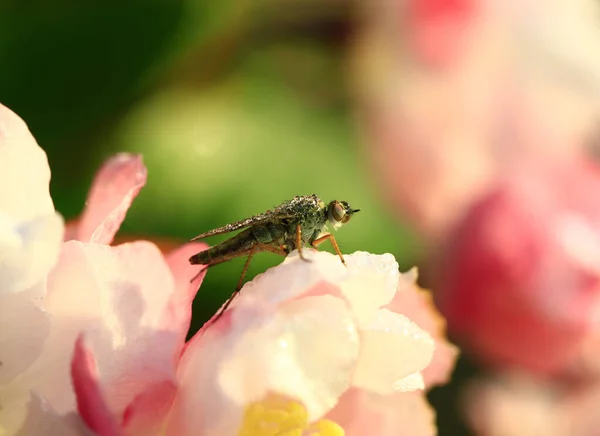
251, 222, 286, 244
190, 228, 256, 266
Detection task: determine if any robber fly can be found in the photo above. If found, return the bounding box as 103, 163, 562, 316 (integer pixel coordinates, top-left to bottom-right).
189, 194, 360, 319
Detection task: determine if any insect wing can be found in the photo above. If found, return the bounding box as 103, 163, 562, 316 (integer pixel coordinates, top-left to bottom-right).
189, 206, 296, 241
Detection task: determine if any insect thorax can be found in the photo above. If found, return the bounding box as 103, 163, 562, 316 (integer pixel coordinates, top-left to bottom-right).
287, 198, 328, 244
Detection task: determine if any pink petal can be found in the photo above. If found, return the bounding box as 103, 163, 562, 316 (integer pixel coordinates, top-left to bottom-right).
63, 218, 80, 242
387, 277, 459, 388
13, 240, 187, 419
0, 285, 50, 383
71, 335, 121, 436
162, 242, 207, 352
0, 103, 55, 222
53, 241, 181, 415
114, 244, 203, 435
74, 153, 147, 245
406, 0, 477, 67
326, 388, 437, 436
113, 234, 183, 253
422, 339, 458, 388
121, 380, 177, 435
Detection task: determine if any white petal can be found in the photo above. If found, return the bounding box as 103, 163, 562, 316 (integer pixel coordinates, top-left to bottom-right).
0, 104, 64, 296
233, 250, 348, 307
12, 393, 90, 436
340, 252, 400, 325
234, 250, 400, 327
167, 295, 360, 436
0, 212, 64, 294
220, 295, 359, 420
0, 284, 50, 384
0, 104, 55, 223
353, 309, 434, 395
392, 373, 426, 392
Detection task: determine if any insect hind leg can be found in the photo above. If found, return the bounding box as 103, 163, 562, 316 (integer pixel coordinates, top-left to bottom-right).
213, 246, 259, 322
211, 243, 287, 322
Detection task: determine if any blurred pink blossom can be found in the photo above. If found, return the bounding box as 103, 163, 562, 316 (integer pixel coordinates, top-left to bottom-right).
464, 372, 600, 436
352, 0, 600, 239
0, 103, 457, 435
405, 0, 477, 67
435, 157, 600, 376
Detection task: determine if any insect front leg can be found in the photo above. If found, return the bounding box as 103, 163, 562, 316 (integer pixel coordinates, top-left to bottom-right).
311, 233, 346, 266
295, 224, 311, 263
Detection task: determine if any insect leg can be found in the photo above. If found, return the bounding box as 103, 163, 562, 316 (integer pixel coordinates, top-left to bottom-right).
189, 265, 208, 284
255, 243, 287, 257
295, 224, 311, 262
188, 255, 233, 284
213, 292, 236, 323
311, 233, 346, 266
211, 242, 286, 323
213, 247, 258, 322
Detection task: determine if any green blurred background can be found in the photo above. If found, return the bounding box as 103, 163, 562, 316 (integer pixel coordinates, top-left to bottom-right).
0, 1, 471, 434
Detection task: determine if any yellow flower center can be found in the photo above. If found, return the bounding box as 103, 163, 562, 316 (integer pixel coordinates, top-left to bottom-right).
238, 395, 344, 436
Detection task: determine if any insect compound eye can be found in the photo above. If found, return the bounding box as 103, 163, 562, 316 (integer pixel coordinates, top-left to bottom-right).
332, 201, 346, 222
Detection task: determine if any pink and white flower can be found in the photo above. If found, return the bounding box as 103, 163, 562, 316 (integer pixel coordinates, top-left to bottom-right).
163, 251, 456, 436
0, 103, 457, 436
0, 103, 206, 435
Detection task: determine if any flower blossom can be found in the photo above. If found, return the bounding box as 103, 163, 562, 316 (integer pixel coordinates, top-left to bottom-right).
435, 157, 600, 376
351, 0, 600, 239
0, 103, 457, 436
0, 102, 206, 435
464, 372, 600, 436
162, 250, 458, 436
